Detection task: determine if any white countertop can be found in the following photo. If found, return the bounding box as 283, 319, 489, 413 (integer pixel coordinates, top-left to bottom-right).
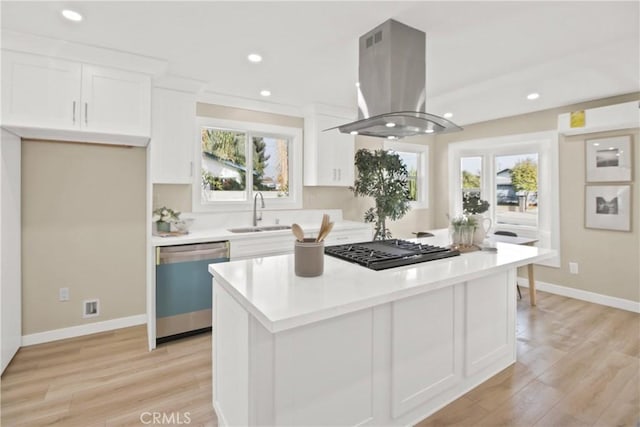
209, 229, 556, 333
151, 219, 371, 246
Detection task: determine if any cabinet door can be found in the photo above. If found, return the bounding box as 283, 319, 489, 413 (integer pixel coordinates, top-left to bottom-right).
81, 65, 151, 136
1, 51, 81, 129
1, 130, 21, 374
304, 113, 355, 187
150, 88, 196, 183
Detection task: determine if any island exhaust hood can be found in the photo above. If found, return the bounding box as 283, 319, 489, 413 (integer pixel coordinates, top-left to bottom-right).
335, 19, 462, 139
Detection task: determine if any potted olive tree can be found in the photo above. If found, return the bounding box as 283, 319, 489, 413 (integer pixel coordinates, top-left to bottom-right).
351, 149, 411, 240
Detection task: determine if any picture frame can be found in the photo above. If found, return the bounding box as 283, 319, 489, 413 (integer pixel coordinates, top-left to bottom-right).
585, 185, 632, 232
585, 135, 633, 182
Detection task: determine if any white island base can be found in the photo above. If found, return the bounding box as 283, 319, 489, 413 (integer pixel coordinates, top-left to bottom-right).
212, 266, 519, 426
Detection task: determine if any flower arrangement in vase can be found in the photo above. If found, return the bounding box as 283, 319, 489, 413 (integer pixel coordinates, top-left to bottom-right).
152, 206, 181, 233
449, 215, 477, 249
462, 194, 492, 245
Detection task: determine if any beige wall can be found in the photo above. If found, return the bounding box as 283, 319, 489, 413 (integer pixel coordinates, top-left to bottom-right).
22, 140, 146, 335
196, 103, 303, 128
432, 93, 640, 303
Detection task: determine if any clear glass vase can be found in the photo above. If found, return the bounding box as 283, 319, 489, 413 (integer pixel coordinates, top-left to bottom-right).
450, 224, 475, 248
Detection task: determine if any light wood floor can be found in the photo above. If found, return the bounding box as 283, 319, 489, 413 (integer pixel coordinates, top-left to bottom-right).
2, 291, 639, 427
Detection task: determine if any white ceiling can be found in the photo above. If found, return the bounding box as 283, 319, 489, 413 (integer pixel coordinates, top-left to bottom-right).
2, 1, 639, 125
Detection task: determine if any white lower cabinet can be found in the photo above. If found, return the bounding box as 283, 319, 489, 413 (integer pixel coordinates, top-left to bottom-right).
465, 273, 513, 376
213, 270, 516, 426
1, 130, 21, 374
390, 285, 464, 417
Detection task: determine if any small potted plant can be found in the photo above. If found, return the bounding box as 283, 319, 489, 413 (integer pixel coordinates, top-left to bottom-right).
152, 206, 181, 233
463, 193, 492, 245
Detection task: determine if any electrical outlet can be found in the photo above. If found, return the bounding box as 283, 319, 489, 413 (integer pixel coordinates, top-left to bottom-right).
59, 287, 69, 301
569, 262, 579, 275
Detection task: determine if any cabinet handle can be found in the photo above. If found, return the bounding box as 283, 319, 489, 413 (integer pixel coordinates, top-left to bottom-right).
337, 168, 341, 181
84, 103, 88, 125
190, 161, 194, 177
333, 168, 336, 181
72, 101, 76, 124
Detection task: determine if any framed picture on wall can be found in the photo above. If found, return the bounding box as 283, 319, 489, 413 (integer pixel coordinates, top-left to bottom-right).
585, 135, 633, 182
585, 185, 632, 231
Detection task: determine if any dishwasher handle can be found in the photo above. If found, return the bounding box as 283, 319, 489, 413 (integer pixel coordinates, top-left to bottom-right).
157, 242, 229, 265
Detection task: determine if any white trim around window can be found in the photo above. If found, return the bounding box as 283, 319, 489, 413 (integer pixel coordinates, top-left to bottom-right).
448, 130, 560, 267
193, 117, 303, 212
383, 140, 429, 209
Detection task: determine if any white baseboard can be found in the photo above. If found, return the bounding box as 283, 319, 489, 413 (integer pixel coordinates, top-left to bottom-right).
517, 277, 640, 313
22, 314, 147, 346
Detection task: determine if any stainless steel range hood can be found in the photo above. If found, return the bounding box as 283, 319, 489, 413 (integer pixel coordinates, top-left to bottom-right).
335, 19, 462, 139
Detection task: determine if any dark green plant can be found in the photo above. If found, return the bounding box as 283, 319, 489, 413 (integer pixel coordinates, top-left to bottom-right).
351, 149, 411, 240
463, 193, 490, 214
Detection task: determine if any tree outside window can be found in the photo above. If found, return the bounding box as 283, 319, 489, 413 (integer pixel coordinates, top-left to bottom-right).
200, 127, 290, 202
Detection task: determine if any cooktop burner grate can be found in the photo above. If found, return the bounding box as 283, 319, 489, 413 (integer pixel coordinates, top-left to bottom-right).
324, 239, 460, 271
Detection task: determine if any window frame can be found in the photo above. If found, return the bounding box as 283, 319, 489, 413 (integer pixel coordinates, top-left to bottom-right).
448, 131, 560, 267
193, 117, 303, 212
383, 140, 429, 209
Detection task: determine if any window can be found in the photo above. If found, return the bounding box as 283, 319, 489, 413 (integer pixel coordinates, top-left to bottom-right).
494, 153, 538, 228
194, 117, 302, 211
384, 140, 429, 208
461, 156, 482, 199
449, 131, 559, 267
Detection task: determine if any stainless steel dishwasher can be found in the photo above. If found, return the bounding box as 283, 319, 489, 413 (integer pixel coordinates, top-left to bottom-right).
155, 241, 229, 344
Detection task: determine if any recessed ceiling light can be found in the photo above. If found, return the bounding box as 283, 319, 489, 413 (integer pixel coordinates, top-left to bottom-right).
387, 136, 397, 140
247, 53, 262, 63
62, 9, 83, 22
385, 122, 396, 128
425, 129, 434, 134
593, 143, 600, 146
260, 89, 271, 97
443, 112, 453, 119
527, 92, 540, 100
350, 131, 358, 135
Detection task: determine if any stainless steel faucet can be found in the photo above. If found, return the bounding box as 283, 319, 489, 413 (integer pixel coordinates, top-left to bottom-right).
253, 192, 265, 226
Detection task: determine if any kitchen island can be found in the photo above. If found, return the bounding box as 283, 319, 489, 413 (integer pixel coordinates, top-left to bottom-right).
208, 231, 555, 426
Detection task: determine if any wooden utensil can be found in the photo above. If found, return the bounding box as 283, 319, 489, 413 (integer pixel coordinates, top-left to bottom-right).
318, 222, 334, 242
291, 223, 305, 242
317, 214, 330, 242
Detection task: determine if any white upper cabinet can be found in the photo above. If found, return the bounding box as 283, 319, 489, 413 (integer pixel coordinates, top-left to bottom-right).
304, 109, 355, 187
150, 88, 195, 184
2, 52, 81, 129
80, 65, 151, 136
1, 50, 151, 146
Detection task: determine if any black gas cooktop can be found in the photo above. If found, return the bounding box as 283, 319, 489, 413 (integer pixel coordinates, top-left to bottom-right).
324, 239, 460, 271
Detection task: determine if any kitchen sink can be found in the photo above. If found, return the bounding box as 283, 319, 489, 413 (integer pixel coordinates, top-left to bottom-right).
228, 225, 292, 233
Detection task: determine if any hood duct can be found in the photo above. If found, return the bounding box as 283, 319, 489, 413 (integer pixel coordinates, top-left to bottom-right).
335, 19, 462, 139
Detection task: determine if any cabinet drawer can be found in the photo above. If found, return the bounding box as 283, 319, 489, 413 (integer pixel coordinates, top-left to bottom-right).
324, 228, 372, 246
230, 234, 296, 260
